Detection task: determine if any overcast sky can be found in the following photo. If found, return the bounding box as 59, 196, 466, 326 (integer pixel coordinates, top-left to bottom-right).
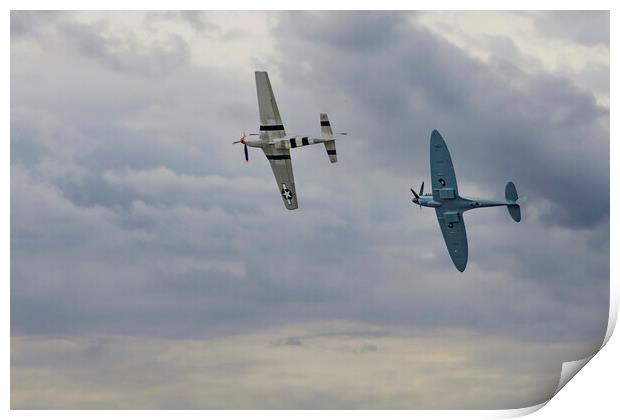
10, 10, 609, 409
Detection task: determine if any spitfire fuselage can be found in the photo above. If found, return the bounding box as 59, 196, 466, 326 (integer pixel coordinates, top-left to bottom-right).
415, 195, 441, 207
415, 195, 513, 211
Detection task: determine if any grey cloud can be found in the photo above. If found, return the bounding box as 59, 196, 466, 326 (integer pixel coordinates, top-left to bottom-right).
58, 20, 190, 77
12, 161, 606, 344
10, 10, 70, 39
11, 11, 190, 77
282, 11, 411, 52
357, 343, 378, 353
284, 336, 303, 346
144, 11, 217, 34
534, 11, 609, 47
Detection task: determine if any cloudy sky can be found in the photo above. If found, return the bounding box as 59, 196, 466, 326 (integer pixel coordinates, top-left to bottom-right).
10, 11, 609, 409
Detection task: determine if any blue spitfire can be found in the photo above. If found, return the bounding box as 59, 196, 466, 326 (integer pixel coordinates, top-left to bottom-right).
412, 130, 522, 272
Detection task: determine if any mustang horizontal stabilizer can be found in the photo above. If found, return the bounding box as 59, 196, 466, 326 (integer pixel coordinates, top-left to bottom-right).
320, 113, 337, 163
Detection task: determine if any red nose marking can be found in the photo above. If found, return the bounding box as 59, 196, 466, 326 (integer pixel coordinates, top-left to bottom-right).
239, 136, 246, 144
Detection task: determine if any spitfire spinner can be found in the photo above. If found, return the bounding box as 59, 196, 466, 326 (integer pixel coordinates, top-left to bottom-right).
411, 130, 522, 272
234, 71, 347, 210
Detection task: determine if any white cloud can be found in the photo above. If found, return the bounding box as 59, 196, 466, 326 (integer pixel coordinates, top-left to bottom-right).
10, 321, 598, 409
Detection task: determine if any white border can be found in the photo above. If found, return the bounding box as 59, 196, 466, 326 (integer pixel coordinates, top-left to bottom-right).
5, 1, 615, 418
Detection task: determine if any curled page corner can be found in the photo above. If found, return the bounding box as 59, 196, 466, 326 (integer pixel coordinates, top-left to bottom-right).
492, 354, 599, 418
494, 401, 548, 418
497, 289, 617, 418
549, 290, 617, 400
552, 267, 618, 395
554, 355, 595, 395
602, 287, 618, 348
543, 287, 617, 408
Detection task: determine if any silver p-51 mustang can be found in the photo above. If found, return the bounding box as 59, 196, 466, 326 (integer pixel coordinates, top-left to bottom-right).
412, 130, 522, 272
234, 71, 346, 210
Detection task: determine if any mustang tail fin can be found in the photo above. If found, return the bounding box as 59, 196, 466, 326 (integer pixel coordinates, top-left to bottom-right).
320, 113, 337, 163
505, 181, 521, 222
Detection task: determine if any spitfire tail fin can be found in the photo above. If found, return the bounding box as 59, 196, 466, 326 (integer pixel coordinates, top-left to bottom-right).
505, 181, 521, 222
320, 113, 337, 163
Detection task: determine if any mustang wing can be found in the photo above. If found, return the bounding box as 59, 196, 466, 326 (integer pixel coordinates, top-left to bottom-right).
263, 146, 298, 210
430, 130, 459, 201
435, 209, 468, 272
255, 71, 286, 140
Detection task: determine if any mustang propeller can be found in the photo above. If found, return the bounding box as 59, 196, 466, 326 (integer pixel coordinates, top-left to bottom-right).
410, 181, 425, 208
232, 131, 258, 162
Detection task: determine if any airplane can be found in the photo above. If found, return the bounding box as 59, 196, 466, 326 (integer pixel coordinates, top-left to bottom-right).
233, 71, 347, 210
411, 129, 522, 272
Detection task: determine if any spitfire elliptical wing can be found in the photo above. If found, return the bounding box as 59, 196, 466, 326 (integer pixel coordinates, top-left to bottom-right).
430, 130, 468, 271
435, 209, 468, 272
430, 129, 459, 200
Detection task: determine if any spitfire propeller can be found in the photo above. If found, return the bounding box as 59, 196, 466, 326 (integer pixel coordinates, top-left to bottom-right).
410, 181, 424, 208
